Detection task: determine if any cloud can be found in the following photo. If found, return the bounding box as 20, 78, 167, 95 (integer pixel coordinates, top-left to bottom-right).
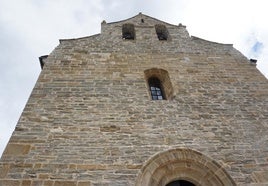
251, 41, 263, 57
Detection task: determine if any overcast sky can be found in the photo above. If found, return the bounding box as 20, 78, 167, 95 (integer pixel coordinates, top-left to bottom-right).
0, 0, 267, 156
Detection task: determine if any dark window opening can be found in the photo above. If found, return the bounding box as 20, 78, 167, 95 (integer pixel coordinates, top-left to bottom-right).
141, 19, 144, 23
155, 24, 169, 40
148, 77, 165, 100
166, 180, 196, 186
122, 24, 135, 40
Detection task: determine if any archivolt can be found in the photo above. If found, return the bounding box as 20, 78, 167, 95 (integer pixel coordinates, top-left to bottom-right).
135, 148, 236, 186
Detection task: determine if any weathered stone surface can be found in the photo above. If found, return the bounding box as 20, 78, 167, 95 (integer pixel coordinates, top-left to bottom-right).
54, 181, 77, 186
0, 13, 268, 186
252, 171, 268, 183
3, 143, 31, 156
0, 179, 20, 186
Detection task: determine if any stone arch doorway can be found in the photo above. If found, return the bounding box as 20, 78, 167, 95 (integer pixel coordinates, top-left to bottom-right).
135, 148, 236, 186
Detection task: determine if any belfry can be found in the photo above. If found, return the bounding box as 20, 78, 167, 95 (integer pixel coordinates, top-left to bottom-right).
1, 13, 268, 186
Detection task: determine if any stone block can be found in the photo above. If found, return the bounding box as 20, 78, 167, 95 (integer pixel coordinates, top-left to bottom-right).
54, 181, 76, 186
78, 181, 91, 186
0, 179, 20, 186
3, 143, 31, 156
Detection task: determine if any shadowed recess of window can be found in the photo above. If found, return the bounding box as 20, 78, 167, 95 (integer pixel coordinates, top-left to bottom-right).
155, 24, 169, 40
122, 23, 135, 40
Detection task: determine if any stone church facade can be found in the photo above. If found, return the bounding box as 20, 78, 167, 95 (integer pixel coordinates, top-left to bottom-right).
0, 13, 268, 186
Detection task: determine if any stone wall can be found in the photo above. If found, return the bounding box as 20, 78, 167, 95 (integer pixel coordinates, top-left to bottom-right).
0, 13, 268, 186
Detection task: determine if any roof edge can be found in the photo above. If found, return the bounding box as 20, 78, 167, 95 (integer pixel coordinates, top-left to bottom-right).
191, 36, 233, 46
106, 12, 181, 27
59, 33, 100, 43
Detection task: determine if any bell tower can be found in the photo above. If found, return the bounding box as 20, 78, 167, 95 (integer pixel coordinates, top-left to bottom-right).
1, 13, 268, 186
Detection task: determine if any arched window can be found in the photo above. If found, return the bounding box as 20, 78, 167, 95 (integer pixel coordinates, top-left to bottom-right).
122, 24, 135, 40
155, 24, 169, 40
166, 180, 196, 186
144, 68, 173, 100
148, 77, 165, 100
